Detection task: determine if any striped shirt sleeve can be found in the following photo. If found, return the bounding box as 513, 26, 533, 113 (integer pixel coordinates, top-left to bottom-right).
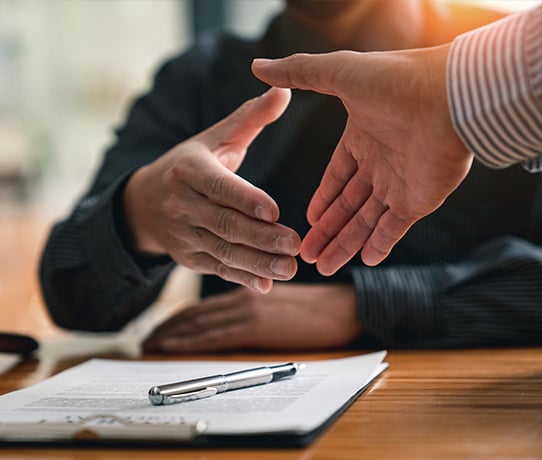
447, 5, 542, 171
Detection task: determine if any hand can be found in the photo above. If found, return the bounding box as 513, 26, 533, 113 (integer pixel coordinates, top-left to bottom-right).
252, 46, 473, 274
123, 88, 301, 293
142, 283, 362, 353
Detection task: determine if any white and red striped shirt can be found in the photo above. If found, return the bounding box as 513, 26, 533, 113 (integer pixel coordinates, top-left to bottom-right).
447, 4, 542, 171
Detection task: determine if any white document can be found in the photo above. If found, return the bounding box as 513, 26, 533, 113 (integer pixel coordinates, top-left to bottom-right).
0, 352, 387, 441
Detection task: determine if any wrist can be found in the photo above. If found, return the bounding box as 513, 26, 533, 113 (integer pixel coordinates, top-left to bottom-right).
123, 167, 165, 256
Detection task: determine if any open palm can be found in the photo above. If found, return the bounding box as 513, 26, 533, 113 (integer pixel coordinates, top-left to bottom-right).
253, 47, 473, 274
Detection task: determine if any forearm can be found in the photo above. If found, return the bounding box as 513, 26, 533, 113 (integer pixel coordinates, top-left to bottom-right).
353, 237, 542, 348
447, 5, 542, 170
39, 54, 209, 331
40, 175, 175, 331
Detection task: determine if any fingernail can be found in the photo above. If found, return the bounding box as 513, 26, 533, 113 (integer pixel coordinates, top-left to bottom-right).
256, 205, 274, 223
270, 257, 292, 278
251, 277, 271, 294
274, 235, 297, 254
253, 58, 272, 67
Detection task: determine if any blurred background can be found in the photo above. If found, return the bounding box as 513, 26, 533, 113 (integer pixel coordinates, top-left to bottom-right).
0, 0, 539, 341
0, 0, 284, 216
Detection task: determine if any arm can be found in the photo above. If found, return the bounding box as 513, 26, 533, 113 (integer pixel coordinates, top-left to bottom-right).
40, 56, 191, 332
40, 52, 300, 332
352, 237, 542, 348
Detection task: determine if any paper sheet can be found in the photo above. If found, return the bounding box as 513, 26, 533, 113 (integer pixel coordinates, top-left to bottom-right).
0, 352, 387, 436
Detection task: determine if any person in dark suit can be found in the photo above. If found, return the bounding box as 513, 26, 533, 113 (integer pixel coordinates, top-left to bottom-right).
40, 1, 542, 352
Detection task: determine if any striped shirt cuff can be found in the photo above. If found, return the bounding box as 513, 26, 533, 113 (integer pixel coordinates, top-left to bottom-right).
447, 5, 542, 170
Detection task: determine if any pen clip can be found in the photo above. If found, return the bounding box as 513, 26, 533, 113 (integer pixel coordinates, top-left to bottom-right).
159, 387, 218, 405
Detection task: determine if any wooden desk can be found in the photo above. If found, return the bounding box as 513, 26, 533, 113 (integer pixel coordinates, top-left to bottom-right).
0, 347, 541, 459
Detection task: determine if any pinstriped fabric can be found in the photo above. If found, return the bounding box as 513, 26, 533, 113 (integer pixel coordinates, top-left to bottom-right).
448, 5, 542, 170
354, 237, 542, 348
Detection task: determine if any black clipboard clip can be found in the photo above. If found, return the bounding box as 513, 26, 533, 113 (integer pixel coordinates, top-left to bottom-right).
0, 414, 207, 444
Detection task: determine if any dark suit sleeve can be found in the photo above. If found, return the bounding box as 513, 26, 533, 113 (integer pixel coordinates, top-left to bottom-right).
352, 237, 542, 348
39, 47, 212, 332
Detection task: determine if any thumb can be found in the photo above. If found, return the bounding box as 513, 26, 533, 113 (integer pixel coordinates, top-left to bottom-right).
199, 87, 291, 171
252, 53, 340, 97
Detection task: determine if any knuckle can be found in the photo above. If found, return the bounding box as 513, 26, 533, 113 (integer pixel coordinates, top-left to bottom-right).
249, 253, 266, 275
215, 208, 236, 240
215, 239, 235, 265
317, 223, 335, 242
237, 97, 257, 116
253, 229, 274, 251
376, 224, 396, 245
318, 164, 343, 204
192, 227, 205, 240
353, 211, 372, 231
170, 204, 191, 225
169, 157, 192, 183
337, 193, 357, 215
369, 239, 388, 256
327, 161, 345, 185
286, 53, 310, 87
177, 251, 197, 270
215, 260, 232, 281
335, 238, 353, 258
208, 174, 229, 199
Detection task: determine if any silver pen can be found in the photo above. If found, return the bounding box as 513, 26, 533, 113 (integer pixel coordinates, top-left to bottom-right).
148, 362, 302, 405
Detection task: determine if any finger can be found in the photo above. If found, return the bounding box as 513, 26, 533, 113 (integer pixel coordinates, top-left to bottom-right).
301, 162, 372, 263
193, 199, 300, 256
199, 87, 291, 171
306, 137, 358, 226
188, 152, 281, 224
182, 227, 297, 280
153, 322, 250, 353
179, 247, 294, 292
145, 297, 253, 354
361, 209, 415, 266
144, 292, 247, 346
252, 53, 341, 96
315, 195, 387, 276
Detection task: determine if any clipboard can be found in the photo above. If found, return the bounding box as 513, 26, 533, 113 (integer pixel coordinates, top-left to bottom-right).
0, 353, 387, 448
0, 379, 375, 448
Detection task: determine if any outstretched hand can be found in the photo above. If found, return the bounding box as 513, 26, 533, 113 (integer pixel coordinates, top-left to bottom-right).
123, 88, 301, 293
253, 46, 473, 274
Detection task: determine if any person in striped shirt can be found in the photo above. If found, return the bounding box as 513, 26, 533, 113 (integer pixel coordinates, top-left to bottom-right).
253, 4, 542, 275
